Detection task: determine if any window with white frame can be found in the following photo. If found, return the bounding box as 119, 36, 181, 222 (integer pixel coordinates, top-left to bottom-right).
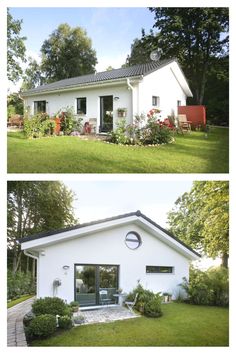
34, 101, 46, 114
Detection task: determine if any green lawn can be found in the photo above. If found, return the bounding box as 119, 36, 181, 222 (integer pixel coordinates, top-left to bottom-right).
30, 303, 229, 346
7, 294, 34, 308
7, 127, 229, 173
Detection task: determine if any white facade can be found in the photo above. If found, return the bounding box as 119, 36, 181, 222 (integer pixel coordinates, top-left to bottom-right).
21, 213, 199, 305
23, 60, 192, 133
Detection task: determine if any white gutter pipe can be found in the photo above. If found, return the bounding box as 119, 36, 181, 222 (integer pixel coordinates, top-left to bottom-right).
24, 250, 39, 260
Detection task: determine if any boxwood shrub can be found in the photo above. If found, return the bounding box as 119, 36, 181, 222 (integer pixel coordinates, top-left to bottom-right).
27, 314, 57, 338
32, 297, 68, 316
144, 294, 163, 318
58, 315, 73, 330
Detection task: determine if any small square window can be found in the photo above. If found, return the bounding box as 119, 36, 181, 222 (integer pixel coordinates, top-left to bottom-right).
77, 97, 87, 115
152, 96, 160, 107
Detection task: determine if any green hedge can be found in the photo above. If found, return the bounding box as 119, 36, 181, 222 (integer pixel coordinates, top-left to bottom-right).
32, 297, 69, 316
7, 271, 35, 300
27, 314, 57, 338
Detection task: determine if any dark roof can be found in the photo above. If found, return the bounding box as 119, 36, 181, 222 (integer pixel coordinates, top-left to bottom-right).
22, 59, 175, 95
19, 210, 200, 257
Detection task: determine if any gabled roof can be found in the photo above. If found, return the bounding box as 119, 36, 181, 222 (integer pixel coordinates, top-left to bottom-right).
20, 210, 200, 260
21, 58, 191, 96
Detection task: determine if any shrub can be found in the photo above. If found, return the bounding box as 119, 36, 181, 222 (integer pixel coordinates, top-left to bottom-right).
58, 315, 73, 330
23, 311, 36, 327
32, 297, 68, 316
27, 314, 57, 338
126, 283, 162, 315
7, 270, 35, 300
144, 294, 163, 318
181, 266, 229, 307
58, 107, 78, 135
109, 118, 129, 144
23, 113, 55, 138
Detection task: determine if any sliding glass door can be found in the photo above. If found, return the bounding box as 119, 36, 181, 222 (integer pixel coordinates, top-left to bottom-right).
75, 264, 119, 306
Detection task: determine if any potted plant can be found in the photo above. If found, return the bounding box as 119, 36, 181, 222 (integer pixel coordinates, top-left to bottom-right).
163, 292, 172, 303
117, 108, 127, 117
73, 314, 85, 325
69, 301, 79, 312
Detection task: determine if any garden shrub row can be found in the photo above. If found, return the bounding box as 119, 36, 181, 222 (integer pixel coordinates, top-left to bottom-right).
108, 110, 174, 146
181, 266, 229, 306
7, 271, 35, 300
25, 297, 79, 339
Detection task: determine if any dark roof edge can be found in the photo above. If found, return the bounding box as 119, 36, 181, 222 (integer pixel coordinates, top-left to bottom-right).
19, 210, 200, 258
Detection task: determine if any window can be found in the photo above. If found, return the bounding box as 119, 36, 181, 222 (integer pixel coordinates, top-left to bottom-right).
125, 231, 142, 250
177, 100, 181, 107
77, 97, 87, 114
152, 96, 160, 107
146, 266, 173, 274
34, 101, 46, 114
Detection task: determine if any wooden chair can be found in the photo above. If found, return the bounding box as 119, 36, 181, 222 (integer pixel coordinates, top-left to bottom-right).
178, 114, 192, 133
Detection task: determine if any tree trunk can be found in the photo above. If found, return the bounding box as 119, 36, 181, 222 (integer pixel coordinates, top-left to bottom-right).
221, 253, 228, 268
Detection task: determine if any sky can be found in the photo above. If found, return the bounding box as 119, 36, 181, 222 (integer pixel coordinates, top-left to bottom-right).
9, 7, 156, 90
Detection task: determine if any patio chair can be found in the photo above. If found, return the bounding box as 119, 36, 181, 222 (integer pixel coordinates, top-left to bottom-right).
125, 292, 139, 313
99, 290, 112, 306
178, 114, 192, 133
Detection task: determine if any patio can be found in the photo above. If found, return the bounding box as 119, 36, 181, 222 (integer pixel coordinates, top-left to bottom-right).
76, 305, 140, 325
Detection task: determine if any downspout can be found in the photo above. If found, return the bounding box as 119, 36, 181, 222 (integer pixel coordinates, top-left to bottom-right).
24, 250, 39, 297
127, 78, 134, 122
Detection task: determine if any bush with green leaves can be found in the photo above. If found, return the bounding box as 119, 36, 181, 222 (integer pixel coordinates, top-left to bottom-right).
109, 118, 129, 144
58, 315, 73, 330
27, 314, 57, 338
144, 293, 163, 318
32, 297, 69, 316
181, 266, 229, 306
7, 270, 35, 300
58, 107, 78, 135
23, 113, 55, 138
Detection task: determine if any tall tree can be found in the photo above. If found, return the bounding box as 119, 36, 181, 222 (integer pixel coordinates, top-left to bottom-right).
7, 9, 26, 83
21, 57, 45, 90
7, 181, 78, 274
167, 181, 229, 268
41, 23, 97, 82
149, 7, 229, 105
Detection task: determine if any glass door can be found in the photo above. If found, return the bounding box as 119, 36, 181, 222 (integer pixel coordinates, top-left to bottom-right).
75, 265, 96, 306
100, 96, 113, 132
75, 264, 119, 306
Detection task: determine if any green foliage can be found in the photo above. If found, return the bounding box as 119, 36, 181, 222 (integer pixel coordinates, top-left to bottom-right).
58, 315, 73, 330
23, 114, 55, 138
7, 92, 24, 117
181, 266, 229, 307
27, 314, 57, 338
32, 297, 69, 316
167, 181, 229, 266
41, 23, 97, 82
126, 283, 162, 317
23, 311, 36, 327
7, 271, 35, 300
109, 111, 173, 146
58, 107, 79, 135
144, 294, 163, 318
22, 57, 45, 90
7, 9, 26, 82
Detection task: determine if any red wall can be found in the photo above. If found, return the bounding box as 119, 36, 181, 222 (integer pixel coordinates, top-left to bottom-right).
178, 105, 206, 127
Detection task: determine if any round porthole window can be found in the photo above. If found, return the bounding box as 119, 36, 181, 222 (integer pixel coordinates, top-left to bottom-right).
125, 231, 142, 250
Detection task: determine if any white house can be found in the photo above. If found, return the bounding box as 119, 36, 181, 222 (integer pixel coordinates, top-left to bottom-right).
21, 59, 193, 133
20, 211, 200, 307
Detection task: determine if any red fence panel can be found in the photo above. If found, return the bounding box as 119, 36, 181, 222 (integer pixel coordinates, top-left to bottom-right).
178, 105, 206, 127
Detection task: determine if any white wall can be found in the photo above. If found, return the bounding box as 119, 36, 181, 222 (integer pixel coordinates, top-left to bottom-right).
137, 64, 187, 119
24, 84, 132, 132
37, 223, 190, 303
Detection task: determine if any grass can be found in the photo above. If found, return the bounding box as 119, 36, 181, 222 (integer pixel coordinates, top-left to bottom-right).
7, 127, 229, 173
30, 303, 229, 347
7, 294, 34, 308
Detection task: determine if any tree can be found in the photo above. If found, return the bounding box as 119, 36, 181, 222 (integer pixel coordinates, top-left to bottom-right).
167, 181, 229, 268
7, 9, 26, 82
21, 57, 45, 90
7, 92, 24, 117
41, 23, 97, 82
7, 181, 78, 274
149, 7, 229, 105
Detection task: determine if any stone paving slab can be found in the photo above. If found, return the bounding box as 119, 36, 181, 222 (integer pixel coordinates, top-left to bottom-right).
7, 297, 35, 347
77, 305, 140, 326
